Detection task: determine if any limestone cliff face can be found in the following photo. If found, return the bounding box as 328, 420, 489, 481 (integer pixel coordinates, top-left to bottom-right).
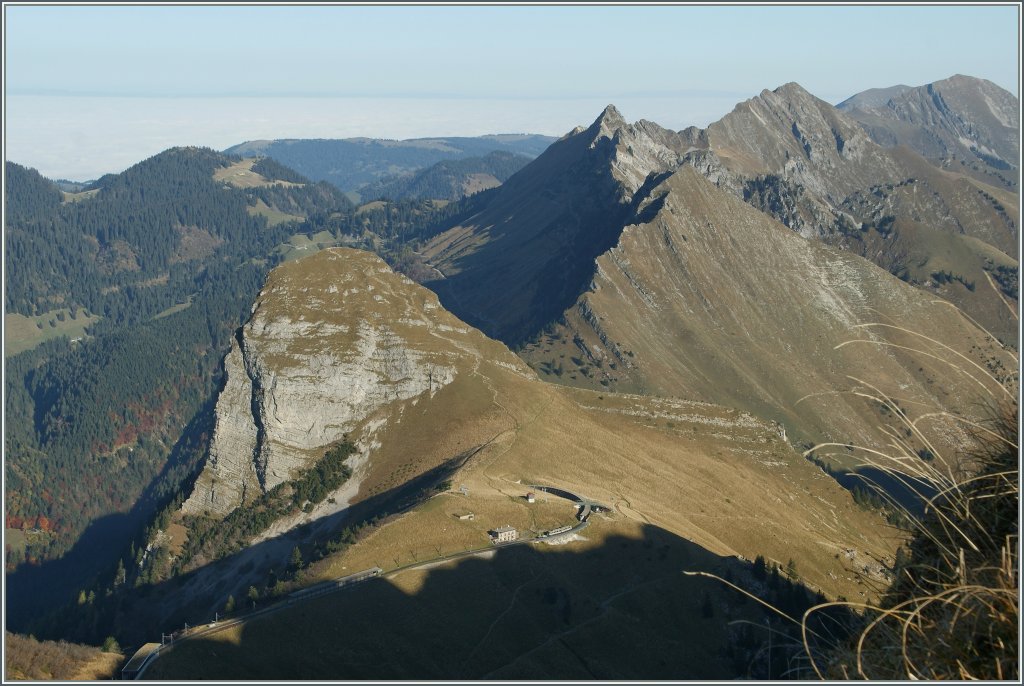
182, 248, 494, 517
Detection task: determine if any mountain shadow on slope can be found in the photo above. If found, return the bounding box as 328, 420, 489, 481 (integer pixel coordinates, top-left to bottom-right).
26, 441, 489, 651
5, 387, 218, 631
142, 523, 853, 681
421, 113, 670, 346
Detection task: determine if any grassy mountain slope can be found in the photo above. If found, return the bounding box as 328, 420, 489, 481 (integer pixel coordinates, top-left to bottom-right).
146, 523, 840, 680
138, 248, 896, 679
518, 167, 1007, 453
4, 632, 122, 681
168, 249, 892, 593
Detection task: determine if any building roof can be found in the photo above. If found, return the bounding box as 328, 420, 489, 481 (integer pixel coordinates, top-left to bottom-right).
494, 526, 516, 534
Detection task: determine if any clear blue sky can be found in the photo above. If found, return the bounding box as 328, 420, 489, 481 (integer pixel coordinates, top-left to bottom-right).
6, 4, 1019, 100
3, 4, 1020, 180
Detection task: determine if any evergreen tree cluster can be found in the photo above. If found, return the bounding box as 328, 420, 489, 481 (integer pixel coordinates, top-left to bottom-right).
179, 441, 355, 567
5, 149, 351, 326
3, 144, 480, 642
250, 156, 311, 184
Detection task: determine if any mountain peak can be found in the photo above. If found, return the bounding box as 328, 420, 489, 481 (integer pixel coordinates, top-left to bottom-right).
771, 81, 814, 100
598, 104, 626, 126
182, 247, 519, 518
837, 73, 1019, 171
585, 104, 628, 142
937, 73, 985, 87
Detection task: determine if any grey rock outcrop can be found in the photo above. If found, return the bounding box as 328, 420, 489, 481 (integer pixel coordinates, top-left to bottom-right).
183, 248, 475, 517
838, 74, 1019, 173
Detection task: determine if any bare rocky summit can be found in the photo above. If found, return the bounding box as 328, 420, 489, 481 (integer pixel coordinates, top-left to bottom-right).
691, 80, 1018, 341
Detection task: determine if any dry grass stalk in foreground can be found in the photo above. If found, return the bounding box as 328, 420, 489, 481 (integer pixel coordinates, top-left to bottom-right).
801, 309, 1018, 680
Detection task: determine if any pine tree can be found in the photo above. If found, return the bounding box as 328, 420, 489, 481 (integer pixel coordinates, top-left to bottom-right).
752, 554, 767, 580
786, 558, 799, 581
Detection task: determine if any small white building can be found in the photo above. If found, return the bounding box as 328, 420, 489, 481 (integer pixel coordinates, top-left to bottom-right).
526, 492, 536, 503
491, 526, 517, 544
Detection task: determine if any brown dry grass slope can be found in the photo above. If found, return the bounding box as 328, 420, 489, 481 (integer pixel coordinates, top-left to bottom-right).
521, 167, 1008, 459
168, 249, 900, 614
143, 248, 916, 680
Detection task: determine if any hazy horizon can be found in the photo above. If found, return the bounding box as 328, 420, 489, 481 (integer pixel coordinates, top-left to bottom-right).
7, 91, 756, 181
4, 4, 1019, 181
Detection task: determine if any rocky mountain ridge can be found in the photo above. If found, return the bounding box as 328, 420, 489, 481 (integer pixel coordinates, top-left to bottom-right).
519, 166, 1006, 451
416, 84, 1015, 450
690, 79, 1019, 342
420, 77, 1017, 356
838, 74, 1019, 186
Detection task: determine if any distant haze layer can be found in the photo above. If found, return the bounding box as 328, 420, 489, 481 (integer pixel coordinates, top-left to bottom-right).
6, 94, 746, 181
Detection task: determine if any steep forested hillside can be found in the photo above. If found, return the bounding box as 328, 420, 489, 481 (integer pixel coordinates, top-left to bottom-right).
5, 151, 351, 326
5, 162, 64, 222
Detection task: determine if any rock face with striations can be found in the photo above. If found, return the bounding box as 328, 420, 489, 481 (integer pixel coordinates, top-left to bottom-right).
704, 82, 903, 203
518, 166, 1005, 452
683, 81, 1019, 341
182, 248, 498, 517
837, 74, 1019, 179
